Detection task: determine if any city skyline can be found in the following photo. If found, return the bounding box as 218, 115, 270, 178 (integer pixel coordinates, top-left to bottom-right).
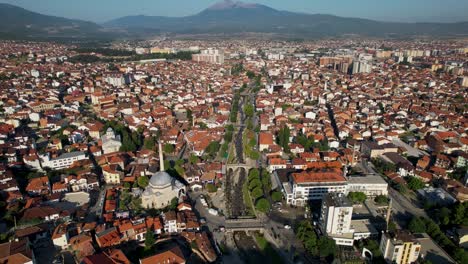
0, 0, 467, 23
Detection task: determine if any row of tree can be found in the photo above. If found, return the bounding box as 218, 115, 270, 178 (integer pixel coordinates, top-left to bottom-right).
296, 220, 337, 261
408, 216, 468, 263
247, 168, 272, 213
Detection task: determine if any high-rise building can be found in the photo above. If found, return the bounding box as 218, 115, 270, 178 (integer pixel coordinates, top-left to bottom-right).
380, 231, 421, 264
352, 60, 372, 74
320, 193, 353, 235
192, 48, 224, 64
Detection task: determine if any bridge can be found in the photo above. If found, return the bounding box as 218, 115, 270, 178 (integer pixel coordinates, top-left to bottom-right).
224, 218, 266, 233
226, 163, 253, 171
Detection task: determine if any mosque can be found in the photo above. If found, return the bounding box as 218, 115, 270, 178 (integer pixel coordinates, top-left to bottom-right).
141, 142, 185, 209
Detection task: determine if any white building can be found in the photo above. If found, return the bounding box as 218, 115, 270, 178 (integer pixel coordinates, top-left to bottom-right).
380, 231, 421, 264
42, 151, 87, 170
286, 170, 348, 206
101, 128, 122, 154
347, 175, 388, 197
352, 60, 372, 74
141, 142, 185, 209
320, 193, 354, 246
192, 48, 224, 64
104, 73, 125, 87
52, 224, 69, 250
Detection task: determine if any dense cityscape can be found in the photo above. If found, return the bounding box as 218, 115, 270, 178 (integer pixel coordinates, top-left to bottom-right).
0, 1, 468, 264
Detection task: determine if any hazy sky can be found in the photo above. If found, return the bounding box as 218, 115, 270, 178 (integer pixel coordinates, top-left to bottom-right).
1, 0, 467, 23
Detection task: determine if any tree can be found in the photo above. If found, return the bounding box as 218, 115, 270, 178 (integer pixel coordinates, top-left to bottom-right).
318, 237, 336, 259
387, 221, 397, 232
261, 171, 272, 190
278, 125, 290, 152
206, 183, 217, 193
408, 217, 426, 233
296, 221, 318, 255
436, 207, 451, 226
145, 229, 155, 249
163, 143, 174, 153
452, 202, 467, 225
189, 154, 198, 164
168, 197, 179, 211
138, 176, 149, 188
143, 136, 156, 150
255, 198, 270, 213
251, 187, 264, 200
244, 104, 254, 118
198, 122, 208, 129
271, 191, 282, 202
249, 151, 260, 160
348, 192, 367, 204
249, 179, 261, 190
246, 71, 256, 79
249, 168, 260, 180
174, 165, 185, 176
204, 141, 220, 158
374, 195, 389, 205
296, 134, 314, 151
406, 176, 425, 190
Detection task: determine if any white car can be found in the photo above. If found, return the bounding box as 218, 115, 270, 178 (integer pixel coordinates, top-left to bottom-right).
284, 225, 291, 229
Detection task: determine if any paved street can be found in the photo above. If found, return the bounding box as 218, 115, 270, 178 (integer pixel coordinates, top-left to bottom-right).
361, 158, 428, 228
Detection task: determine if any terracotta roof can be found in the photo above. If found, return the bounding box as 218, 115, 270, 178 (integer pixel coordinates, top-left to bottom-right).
292, 171, 346, 184
140, 246, 186, 264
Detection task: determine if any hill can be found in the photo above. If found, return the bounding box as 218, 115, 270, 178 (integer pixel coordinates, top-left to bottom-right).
0, 3, 109, 39
105, 0, 468, 37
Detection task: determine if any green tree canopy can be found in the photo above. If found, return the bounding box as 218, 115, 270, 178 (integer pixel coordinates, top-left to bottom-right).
244, 104, 254, 118
138, 176, 149, 188
189, 154, 198, 164
163, 143, 175, 153
318, 237, 337, 259
374, 195, 389, 205
205, 141, 221, 158
145, 229, 155, 249
347, 192, 367, 204
255, 198, 270, 213
408, 216, 426, 233
206, 183, 217, 193
271, 191, 282, 202
406, 176, 425, 190
278, 125, 291, 152
249, 168, 260, 180
249, 179, 261, 191
251, 187, 264, 200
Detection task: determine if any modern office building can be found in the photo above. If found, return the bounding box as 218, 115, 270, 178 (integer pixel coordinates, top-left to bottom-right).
287, 170, 348, 205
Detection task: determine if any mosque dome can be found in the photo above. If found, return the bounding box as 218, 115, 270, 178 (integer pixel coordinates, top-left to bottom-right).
148, 171, 173, 188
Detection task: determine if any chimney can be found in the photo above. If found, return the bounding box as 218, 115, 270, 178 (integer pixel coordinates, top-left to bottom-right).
159, 141, 164, 171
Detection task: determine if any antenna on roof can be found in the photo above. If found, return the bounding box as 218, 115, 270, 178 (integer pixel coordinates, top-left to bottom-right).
159, 141, 164, 171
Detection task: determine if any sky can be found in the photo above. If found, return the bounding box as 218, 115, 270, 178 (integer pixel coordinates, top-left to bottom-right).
0, 0, 467, 23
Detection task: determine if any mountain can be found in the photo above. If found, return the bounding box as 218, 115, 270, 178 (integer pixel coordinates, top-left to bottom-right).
0, 3, 110, 39
105, 0, 468, 37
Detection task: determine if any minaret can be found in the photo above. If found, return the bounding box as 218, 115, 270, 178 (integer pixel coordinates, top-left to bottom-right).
159, 141, 164, 171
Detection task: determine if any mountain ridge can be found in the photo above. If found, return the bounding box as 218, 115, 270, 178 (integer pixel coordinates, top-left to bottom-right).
104, 0, 468, 37
0, 1, 467, 39
0, 3, 111, 39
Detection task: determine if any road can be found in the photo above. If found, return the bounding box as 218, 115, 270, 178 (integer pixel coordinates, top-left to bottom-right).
361, 159, 428, 228
188, 191, 225, 230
